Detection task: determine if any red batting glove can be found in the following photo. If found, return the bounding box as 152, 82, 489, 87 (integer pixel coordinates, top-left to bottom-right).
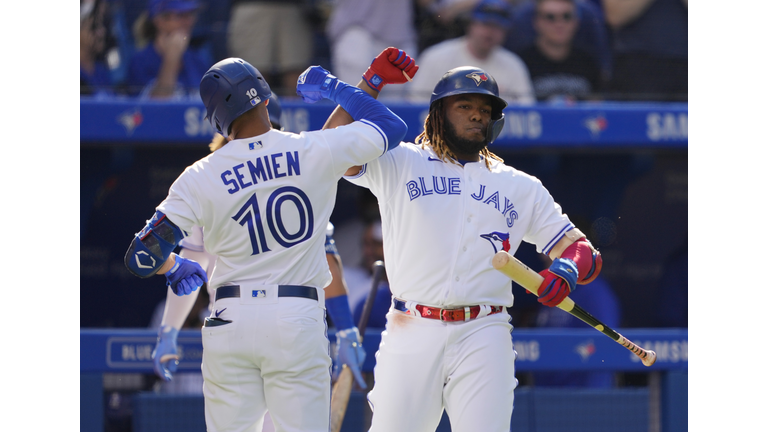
536, 269, 572, 307
362, 47, 419, 92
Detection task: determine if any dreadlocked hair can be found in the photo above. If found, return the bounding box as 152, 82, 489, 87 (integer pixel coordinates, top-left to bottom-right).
414, 99, 504, 170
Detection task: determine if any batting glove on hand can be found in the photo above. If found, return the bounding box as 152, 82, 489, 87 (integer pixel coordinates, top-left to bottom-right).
152, 325, 179, 382
362, 47, 419, 92
334, 327, 367, 389
537, 258, 578, 307
296, 66, 339, 103
165, 254, 207, 296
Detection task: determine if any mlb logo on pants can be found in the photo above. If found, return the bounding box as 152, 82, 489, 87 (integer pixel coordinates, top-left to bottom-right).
252, 290, 266, 298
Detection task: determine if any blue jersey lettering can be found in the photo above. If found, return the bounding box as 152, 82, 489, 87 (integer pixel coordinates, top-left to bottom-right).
221, 170, 239, 194
221, 152, 302, 195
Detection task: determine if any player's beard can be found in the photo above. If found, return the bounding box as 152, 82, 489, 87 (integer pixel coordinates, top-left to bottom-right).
443, 120, 488, 156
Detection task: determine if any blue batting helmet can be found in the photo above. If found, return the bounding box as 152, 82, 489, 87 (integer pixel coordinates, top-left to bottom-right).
430, 66, 507, 143
200, 58, 272, 136
267, 93, 283, 130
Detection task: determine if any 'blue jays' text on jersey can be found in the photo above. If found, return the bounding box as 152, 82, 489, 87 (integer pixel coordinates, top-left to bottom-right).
158, 123, 388, 291
344, 142, 573, 308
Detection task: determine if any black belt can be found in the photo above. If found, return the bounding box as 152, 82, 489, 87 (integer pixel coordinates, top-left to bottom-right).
215, 285, 318, 302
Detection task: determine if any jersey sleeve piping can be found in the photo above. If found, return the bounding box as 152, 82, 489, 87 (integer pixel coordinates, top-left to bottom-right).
542, 222, 575, 255
359, 119, 389, 155
343, 163, 368, 180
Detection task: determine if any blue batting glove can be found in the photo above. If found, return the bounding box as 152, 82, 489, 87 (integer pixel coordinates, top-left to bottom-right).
296, 66, 339, 103
537, 257, 579, 307
152, 325, 179, 382
165, 255, 207, 296
548, 257, 579, 291
334, 327, 367, 389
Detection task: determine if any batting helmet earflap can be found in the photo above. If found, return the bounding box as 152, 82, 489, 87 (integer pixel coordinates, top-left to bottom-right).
200, 58, 272, 136
430, 66, 508, 143
267, 93, 283, 130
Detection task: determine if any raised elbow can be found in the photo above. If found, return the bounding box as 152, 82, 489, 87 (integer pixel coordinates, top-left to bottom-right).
382, 114, 407, 152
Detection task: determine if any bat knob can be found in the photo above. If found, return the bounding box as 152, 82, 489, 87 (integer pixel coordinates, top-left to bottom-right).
372, 260, 384, 270
642, 350, 657, 367
492, 251, 510, 269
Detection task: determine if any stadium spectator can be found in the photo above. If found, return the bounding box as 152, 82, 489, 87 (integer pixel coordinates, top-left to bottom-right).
414, 0, 481, 52
325, 0, 418, 99
601, 0, 687, 101
80, 0, 116, 96
505, 0, 612, 85
409, 0, 535, 103
125, 0, 213, 98
518, 0, 603, 102
227, 0, 314, 96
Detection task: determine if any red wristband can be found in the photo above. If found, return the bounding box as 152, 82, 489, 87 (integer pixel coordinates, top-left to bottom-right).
560, 239, 602, 284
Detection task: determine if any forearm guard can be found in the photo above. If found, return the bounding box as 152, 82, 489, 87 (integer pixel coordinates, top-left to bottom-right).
124, 211, 186, 278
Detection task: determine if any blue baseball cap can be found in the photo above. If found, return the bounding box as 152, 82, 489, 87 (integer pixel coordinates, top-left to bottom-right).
149, 0, 199, 17
471, 0, 512, 28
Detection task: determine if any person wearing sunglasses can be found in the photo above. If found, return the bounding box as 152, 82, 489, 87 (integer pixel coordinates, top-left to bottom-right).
518, 0, 603, 102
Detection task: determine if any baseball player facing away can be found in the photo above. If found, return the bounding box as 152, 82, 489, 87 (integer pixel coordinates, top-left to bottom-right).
124, 57, 407, 432
324, 48, 603, 432
151, 95, 369, 429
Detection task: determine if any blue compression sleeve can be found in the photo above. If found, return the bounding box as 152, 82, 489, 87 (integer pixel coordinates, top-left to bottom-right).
325, 294, 355, 330
329, 82, 407, 152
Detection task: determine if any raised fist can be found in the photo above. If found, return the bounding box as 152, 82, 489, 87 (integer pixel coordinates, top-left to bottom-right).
296, 66, 339, 103
362, 47, 419, 92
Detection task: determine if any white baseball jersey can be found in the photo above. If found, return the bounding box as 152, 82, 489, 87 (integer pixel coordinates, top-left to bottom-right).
345, 142, 573, 308
176, 221, 338, 305
156, 123, 391, 432
345, 142, 573, 432
157, 124, 388, 291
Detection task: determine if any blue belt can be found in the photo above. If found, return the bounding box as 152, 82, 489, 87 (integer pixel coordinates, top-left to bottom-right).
215, 285, 318, 302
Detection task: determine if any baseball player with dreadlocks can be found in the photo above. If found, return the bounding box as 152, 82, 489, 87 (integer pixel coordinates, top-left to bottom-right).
124, 57, 408, 432
324, 48, 603, 431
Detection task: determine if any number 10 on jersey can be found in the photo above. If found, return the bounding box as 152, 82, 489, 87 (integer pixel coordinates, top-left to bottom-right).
232, 187, 315, 255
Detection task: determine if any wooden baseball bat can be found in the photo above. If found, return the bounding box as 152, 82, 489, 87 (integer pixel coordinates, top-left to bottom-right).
492, 251, 656, 367
330, 260, 386, 432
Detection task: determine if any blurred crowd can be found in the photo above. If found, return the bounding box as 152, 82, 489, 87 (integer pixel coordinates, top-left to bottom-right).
81, 0, 687, 102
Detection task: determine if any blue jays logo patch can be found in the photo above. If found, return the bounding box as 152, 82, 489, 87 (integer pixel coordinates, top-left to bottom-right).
466, 72, 489, 86
481, 231, 511, 253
